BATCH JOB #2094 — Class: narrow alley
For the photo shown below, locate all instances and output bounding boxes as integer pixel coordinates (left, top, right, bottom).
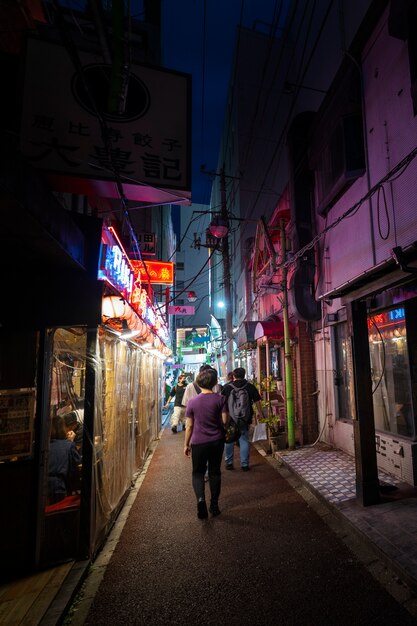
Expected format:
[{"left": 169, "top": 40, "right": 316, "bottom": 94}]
[{"left": 65, "top": 423, "right": 417, "bottom": 626}]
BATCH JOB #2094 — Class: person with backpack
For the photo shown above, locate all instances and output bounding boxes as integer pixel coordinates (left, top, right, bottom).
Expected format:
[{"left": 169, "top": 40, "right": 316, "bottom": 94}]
[{"left": 221, "top": 367, "right": 264, "bottom": 471}]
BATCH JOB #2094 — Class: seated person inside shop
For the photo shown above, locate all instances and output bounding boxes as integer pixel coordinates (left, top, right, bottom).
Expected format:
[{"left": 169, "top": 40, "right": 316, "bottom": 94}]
[
  {"left": 64, "top": 411, "right": 84, "bottom": 453},
  {"left": 47, "top": 415, "right": 82, "bottom": 505}
]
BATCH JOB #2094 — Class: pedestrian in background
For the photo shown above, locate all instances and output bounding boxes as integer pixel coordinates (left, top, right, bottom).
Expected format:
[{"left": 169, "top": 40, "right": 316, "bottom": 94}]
[
  {"left": 184, "top": 367, "right": 229, "bottom": 519},
  {"left": 221, "top": 367, "right": 264, "bottom": 471},
  {"left": 164, "top": 373, "right": 188, "bottom": 433},
  {"left": 182, "top": 364, "right": 222, "bottom": 408}
]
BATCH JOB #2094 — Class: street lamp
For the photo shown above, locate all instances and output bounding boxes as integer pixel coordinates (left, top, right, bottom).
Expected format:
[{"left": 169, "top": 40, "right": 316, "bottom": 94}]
[
  {"left": 186, "top": 290, "right": 197, "bottom": 302},
  {"left": 165, "top": 287, "right": 198, "bottom": 307},
  {"left": 208, "top": 214, "right": 229, "bottom": 239},
  {"left": 192, "top": 189, "right": 261, "bottom": 372}
]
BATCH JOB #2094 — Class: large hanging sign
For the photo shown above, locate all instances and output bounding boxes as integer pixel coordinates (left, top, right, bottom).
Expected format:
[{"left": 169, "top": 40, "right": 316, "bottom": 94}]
[
  {"left": 131, "top": 260, "right": 174, "bottom": 285},
  {"left": 20, "top": 38, "right": 191, "bottom": 201}
]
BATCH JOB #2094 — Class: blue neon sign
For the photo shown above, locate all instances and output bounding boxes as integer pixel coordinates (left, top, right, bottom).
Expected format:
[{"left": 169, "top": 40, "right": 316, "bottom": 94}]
[{"left": 388, "top": 307, "right": 405, "bottom": 322}]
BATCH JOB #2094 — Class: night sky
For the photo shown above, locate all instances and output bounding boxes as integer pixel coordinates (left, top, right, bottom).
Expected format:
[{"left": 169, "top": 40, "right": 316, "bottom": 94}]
[
  {"left": 52, "top": 0, "right": 287, "bottom": 204},
  {"left": 161, "top": 0, "right": 288, "bottom": 204}
]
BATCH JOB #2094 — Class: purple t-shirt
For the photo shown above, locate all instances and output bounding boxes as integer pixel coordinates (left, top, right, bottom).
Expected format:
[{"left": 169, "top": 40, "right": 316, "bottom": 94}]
[{"left": 186, "top": 393, "right": 226, "bottom": 445}]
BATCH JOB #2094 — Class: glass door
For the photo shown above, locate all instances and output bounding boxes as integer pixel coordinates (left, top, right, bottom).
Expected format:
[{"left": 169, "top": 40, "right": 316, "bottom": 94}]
[{"left": 40, "top": 327, "right": 87, "bottom": 566}]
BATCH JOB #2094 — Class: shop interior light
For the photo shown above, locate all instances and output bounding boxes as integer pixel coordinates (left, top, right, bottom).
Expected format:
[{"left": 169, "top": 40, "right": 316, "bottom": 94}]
[
  {"left": 148, "top": 349, "right": 166, "bottom": 359},
  {"left": 121, "top": 329, "right": 141, "bottom": 341}
]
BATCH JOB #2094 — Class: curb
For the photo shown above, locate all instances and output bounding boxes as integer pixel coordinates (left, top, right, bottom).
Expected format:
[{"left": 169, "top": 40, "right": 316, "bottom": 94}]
[{"left": 50, "top": 437, "right": 161, "bottom": 625}]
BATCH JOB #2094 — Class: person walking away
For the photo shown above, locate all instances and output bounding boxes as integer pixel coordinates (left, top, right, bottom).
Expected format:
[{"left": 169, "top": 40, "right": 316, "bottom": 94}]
[
  {"left": 182, "top": 364, "right": 222, "bottom": 408},
  {"left": 184, "top": 367, "right": 229, "bottom": 519},
  {"left": 221, "top": 367, "right": 264, "bottom": 471},
  {"left": 164, "top": 373, "right": 188, "bottom": 433}
]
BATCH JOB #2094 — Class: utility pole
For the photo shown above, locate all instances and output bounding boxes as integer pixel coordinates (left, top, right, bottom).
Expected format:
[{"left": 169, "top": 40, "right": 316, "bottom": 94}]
[
  {"left": 220, "top": 167, "right": 234, "bottom": 371},
  {"left": 280, "top": 218, "right": 295, "bottom": 449}
]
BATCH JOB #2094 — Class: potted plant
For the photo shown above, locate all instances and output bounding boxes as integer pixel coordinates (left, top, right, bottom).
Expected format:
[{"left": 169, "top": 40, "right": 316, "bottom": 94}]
[{"left": 259, "top": 401, "right": 286, "bottom": 452}]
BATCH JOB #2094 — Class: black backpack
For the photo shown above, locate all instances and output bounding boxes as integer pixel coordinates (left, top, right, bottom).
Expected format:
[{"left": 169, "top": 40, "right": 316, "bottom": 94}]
[{"left": 228, "top": 383, "right": 251, "bottom": 423}]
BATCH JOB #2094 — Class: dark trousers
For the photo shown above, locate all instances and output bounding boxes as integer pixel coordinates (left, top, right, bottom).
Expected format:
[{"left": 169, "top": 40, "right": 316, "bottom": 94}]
[{"left": 191, "top": 438, "right": 224, "bottom": 505}]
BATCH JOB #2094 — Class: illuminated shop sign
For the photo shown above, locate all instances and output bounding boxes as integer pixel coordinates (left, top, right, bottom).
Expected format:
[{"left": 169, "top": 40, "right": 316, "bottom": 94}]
[
  {"left": 98, "top": 226, "right": 135, "bottom": 301},
  {"left": 368, "top": 307, "right": 405, "bottom": 329},
  {"left": 98, "top": 226, "right": 170, "bottom": 345},
  {"left": 131, "top": 260, "right": 174, "bottom": 285},
  {"left": 388, "top": 307, "right": 405, "bottom": 321},
  {"left": 137, "top": 232, "right": 156, "bottom": 256}
]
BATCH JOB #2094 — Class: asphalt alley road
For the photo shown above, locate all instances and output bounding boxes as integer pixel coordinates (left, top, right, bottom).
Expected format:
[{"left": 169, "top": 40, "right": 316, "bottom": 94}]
[{"left": 69, "top": 427, "right": 417, "bottom": 626}]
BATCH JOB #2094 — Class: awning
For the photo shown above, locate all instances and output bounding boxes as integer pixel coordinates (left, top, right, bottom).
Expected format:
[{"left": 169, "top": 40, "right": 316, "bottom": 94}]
[
  {"left": 236, "top": 322, "right": 258, "bottom": 348},
  {"left": 318, "top": 250, "right": 417, "bottom": 302},
  {"left": 254, "top": 319, "right": 294, "bottom": 341}
]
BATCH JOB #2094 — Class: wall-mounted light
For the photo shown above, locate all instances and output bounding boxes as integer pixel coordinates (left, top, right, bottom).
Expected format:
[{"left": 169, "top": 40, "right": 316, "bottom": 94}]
[{"left": 391, "top": 245, "right": 417, "bottom": 274}]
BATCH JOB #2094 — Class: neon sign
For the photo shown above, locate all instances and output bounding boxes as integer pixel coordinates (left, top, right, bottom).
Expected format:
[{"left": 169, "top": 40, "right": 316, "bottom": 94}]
[
  {"left": 98, "top": 226, "right": 135, "bottom": 301},
  {"left": 98, "top": 226, "right": 171, "bottom": 346},
  {"left": 389, "top": 307, "right": 405, "bottom": 321},
  {"left": 131, "top": 260, "right": 174, "bottom": 285},
  {"left": 368, "top": 307, "right": 405, "bottom": 330}
]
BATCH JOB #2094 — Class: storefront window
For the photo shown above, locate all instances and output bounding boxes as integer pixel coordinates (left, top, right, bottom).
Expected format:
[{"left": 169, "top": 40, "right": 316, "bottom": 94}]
[
  {"left": 270, "top": 348, "right": 282, "bottom": 381},
  {"left": 368, "top": 307, "right": 414, "bottom": 438},
  {"left": 41, "top": 327, "right": 86, "bottom": 565},
  {"left": 333, "top": 322, "right": 355, "bottom": 421},
  {"left": 46, "top": 327, "right": 86, "bottom": 506},
  {"left": 0, "top": 330, "right": 38, "bottom": 462}
]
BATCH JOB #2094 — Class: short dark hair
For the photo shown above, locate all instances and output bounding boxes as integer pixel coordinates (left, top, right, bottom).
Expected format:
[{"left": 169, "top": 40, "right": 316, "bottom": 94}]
[
  {"left": 50, "top": 416, "right": 67, "bottom": 440},
  {"left": 233, "top": 367, "right": 245, "bottom": 380},
  {"left": 196, "top": 367, "right": 218, "bottom": 390},
  {"left": 199, "top": 364, "right": 212, "bottom": 373},
  {"left": 64, "top": 411, "right": 78, "bottom": 427}
]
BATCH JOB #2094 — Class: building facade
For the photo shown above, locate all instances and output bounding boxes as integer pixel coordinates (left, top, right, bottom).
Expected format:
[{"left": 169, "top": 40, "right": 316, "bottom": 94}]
[
  {"left": 212, "top": 0, "right": 417, "bottom": 495},
  {"left": 311, "top": 0, "right": 417, "bottom": 497},
  {"left": 0, "top": 0, "right": 188, "bottom": 581}
]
